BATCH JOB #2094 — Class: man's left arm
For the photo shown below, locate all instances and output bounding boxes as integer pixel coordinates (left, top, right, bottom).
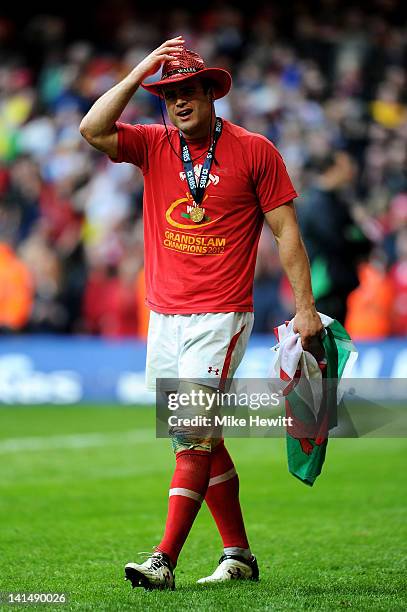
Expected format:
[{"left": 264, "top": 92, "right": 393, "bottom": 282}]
[{"left": 264, "top": 202, "right": 324, "bottom": 351}]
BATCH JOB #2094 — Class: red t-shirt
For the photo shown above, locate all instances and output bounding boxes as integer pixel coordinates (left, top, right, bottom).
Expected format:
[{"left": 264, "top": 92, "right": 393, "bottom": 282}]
[{"left": 113, "top": 119, "right": 297, "bottom": 314}]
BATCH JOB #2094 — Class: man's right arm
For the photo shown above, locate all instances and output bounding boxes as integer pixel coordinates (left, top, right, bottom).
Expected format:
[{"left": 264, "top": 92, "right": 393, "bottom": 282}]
[{"left": 79, "top": 36, "right": 184, "bottom": 159}]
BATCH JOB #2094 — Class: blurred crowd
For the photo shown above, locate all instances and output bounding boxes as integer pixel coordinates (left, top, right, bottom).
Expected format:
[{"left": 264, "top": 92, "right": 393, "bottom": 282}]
[{"left": 0, "top": 1, "right": 406, "bottom": 339}]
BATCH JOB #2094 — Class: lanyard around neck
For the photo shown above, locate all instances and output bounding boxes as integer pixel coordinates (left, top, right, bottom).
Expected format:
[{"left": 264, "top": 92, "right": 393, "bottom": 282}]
[{"left": 179, "top": 117, "right": 223, "bottom": 205}]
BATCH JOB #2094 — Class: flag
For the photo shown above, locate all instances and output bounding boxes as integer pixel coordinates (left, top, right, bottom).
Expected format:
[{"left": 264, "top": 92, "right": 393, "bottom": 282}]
[{"left": 271, "top": 316, "right": 358, "bottom": 486}]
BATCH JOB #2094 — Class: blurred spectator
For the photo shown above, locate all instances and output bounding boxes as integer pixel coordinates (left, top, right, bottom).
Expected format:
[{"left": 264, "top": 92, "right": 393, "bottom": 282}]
[
  {"left": 390, "top": 228, "right": 407, "bottom": 335},
  {"left": 0, "top": 240, "right": 33, "bottom": 331},
  {"left": 19, "top": 228, "right": 68, "bottom": 332},
  {"left": 82, "top": 254, "right": 142, "bottom": 337},
  {"left": 297, "top": 145, "right": 372, "bottom": 323},
  {"left": 3, "top": 156, "right": 42, "bottom": 242},
  {"left": 345, "top": 252, "right": 394, "bottom": 340}
]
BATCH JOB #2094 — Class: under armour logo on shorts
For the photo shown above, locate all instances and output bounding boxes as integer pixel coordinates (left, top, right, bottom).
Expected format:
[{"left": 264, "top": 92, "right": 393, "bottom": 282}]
[{"left": 208, "top": 366, "right": 220, "bottom": 375}]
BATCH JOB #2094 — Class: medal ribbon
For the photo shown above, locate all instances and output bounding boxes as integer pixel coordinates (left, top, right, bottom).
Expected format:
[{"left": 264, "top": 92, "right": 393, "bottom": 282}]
[{"left": 179, "top": 117, "right": 223, "bottom": 205}]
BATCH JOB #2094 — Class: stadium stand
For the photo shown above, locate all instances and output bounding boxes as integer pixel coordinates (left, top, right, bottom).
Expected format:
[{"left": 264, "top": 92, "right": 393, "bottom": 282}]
[{"left": 0, "top": 2, "right": 406, "bottom": 339}]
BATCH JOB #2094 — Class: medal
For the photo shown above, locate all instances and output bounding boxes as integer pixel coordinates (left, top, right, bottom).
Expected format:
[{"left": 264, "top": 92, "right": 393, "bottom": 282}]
[
  {"left": 190, "top": 206, "right": 205, "bottom": 223},
  {"left": 179, "top": 117, "right": 223, "bottom": 222}
]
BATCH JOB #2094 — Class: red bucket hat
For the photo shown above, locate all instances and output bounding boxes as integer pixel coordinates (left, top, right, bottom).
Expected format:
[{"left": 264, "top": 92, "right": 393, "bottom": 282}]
[{"left": 141, "top": 48, "right": 232, "bottom": 100}]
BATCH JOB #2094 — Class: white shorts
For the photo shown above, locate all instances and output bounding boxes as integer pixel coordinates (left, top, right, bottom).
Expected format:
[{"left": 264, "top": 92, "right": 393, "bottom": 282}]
[{"left": 146, "top": 311, "right": 254, "bottom": 392}]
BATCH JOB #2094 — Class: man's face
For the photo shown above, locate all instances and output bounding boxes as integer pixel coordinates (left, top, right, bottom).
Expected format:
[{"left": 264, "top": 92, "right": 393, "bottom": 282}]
[{"left": 162, "top": 77, "right": 212, "bottom": 138}]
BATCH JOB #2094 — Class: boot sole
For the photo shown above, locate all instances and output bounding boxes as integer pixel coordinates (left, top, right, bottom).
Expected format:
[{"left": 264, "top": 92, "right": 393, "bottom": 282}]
[{"left": 125, "top": 565, "right": 175, "bottom": 591}]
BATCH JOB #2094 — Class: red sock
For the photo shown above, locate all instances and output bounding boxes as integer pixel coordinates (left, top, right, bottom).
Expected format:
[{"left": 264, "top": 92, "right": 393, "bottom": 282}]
[
  {"left": 205, "top": 440, "right": 249, "bottom": 549},
  {"left": 157, "top": 449, "right": 210, "bottom": 567}
]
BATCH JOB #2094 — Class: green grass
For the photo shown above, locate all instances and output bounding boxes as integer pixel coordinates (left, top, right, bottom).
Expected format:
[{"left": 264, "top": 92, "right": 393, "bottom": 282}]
[{"left": 0, "top": 406, "right": 406, "bottom": 611}]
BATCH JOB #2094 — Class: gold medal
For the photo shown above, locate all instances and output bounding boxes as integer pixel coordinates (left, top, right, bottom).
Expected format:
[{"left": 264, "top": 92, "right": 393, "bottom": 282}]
[{"left": 190, "top": 206, "right": 205, "bottom": 223}]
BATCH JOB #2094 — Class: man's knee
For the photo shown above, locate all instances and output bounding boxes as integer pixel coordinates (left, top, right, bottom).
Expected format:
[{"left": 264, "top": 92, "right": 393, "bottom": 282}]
[
  {"left": 170, "top": 434, "right": 222, "bottom": 454},
  {"left": 170, "top": 433, "right": 212, "bottom": 454},
  {"left": 168, "top": 381, "right": 222, "bottom": 454}
]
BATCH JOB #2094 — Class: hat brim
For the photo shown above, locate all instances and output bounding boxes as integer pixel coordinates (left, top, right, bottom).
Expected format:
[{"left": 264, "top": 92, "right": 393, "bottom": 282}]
[{"left": 141, "top": 67, "right": 232, "bottom": 100}]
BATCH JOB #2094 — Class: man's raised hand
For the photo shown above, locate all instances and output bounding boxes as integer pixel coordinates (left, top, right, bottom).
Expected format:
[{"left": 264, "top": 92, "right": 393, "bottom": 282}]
[{"left": 136, "top": 36, "right": 185, "bottom": 81}]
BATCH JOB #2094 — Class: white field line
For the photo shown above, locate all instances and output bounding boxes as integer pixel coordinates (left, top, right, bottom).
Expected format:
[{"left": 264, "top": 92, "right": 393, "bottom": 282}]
[{"left": 0, "top": 429, "right": 153, "bottom": 453}]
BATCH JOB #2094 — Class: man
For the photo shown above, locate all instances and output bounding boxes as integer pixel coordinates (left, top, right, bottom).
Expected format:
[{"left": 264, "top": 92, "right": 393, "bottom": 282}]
[{"left": 80, "top": 36, "right": 323, "bottom": 590}]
